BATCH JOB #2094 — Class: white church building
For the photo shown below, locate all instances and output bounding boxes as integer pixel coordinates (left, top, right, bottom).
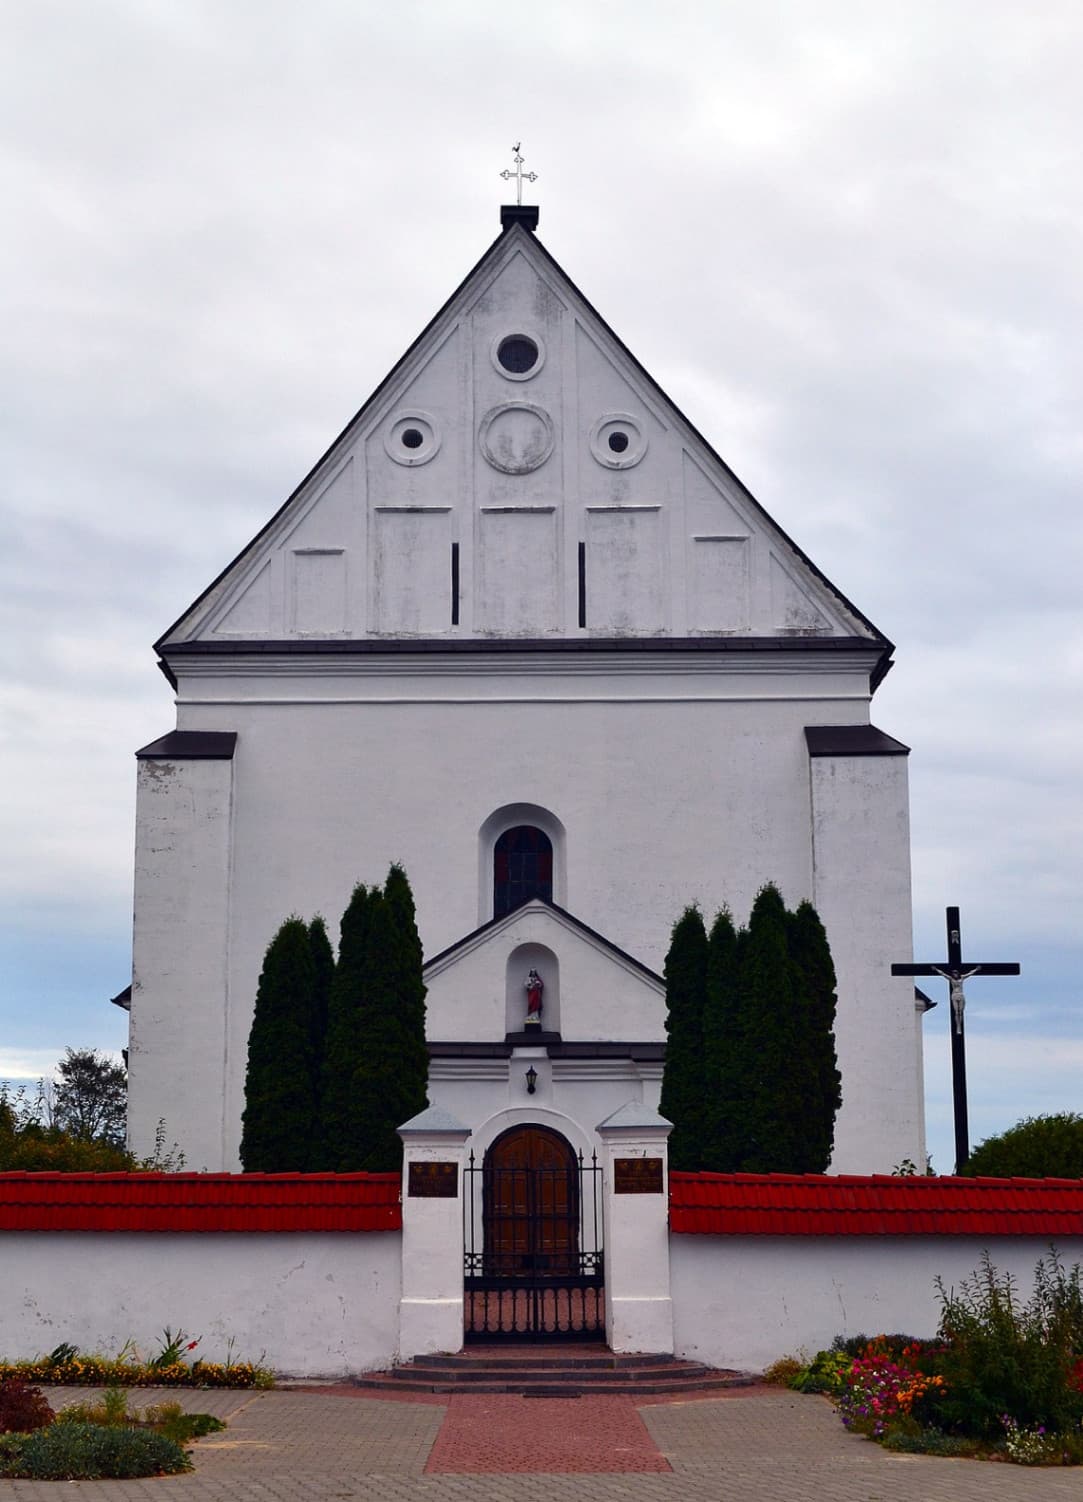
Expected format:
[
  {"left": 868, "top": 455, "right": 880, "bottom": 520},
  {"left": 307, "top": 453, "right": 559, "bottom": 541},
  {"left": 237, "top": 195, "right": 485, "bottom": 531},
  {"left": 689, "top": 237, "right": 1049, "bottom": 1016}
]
[{"left": 125, "top": 202, "right": 926, "bottom": 1188}]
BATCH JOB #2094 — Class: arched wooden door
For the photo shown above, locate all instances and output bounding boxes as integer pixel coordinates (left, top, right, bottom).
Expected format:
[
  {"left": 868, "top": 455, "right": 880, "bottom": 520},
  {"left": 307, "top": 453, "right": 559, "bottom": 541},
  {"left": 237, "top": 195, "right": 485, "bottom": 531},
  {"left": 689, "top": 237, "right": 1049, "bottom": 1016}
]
[
  {"left": 464, "top": 1125, "right": 604, "bottom": 1341},
  {"left": 484, "top": 1125, "right": 578, "bottom": 1275}
]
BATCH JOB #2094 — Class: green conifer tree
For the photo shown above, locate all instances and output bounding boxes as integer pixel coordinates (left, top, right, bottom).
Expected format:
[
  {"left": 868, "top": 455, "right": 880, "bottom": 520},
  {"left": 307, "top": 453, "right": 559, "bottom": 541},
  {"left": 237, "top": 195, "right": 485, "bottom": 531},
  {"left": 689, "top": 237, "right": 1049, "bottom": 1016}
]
[
  {"left": 786, "top": 899, "right": 842, "bottom": 1172},
  {"left": 737, "top": 883, "right": 800, "bottom": 1172},
  {"left": 382, "top": 863, "right": 429, "bottom": 1122},
  {"left": 658, "top": 906, "right": 709, "bottom": 1170},
  {"left": 240, "top": 916, "right": 320, "bottom": 1171},
  {"left": 701, "top": 907, "right": 743, "bottom": 1171},
  {"left": 318, "top": 883, "right": 375, "bottom": 1171},
  {"left": 306, "top": 916, "right": 335, "bottom": 1169}
]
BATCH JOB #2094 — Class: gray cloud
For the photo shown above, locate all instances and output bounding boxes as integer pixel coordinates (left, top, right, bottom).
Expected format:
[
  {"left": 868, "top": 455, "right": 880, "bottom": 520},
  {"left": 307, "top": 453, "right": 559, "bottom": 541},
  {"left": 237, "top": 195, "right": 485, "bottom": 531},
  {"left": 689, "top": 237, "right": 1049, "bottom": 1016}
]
[{"left": 3, "top": 0, "right": 1080, "bottom": 1174}]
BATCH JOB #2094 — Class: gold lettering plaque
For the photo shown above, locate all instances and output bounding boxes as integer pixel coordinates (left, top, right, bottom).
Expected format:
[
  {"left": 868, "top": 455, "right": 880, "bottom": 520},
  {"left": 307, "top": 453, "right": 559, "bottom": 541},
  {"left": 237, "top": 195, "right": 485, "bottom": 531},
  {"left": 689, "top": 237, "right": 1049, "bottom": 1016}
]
[
  {"left": 614, "top": 1157, "right": 664, "bottom": 1194},
  {"left": 407, "top": 1161, "right": 458, "bottom": 1198}
]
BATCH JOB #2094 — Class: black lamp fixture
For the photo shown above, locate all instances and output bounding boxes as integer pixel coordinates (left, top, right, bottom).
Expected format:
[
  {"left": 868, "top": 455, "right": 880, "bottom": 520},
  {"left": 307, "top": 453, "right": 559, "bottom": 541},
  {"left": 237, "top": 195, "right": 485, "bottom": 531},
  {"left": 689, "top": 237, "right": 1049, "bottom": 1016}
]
[{"left": 525, "top": 1065, "right": 538, "bottom": 1095}]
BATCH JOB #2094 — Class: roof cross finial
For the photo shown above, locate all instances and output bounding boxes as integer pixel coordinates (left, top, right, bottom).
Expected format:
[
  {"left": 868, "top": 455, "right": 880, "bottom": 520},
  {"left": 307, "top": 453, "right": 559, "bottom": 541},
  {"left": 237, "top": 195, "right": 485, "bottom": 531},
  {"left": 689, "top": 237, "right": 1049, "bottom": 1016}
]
[{"left": 500, "top": 143, "right": 537, "bottom": 206}]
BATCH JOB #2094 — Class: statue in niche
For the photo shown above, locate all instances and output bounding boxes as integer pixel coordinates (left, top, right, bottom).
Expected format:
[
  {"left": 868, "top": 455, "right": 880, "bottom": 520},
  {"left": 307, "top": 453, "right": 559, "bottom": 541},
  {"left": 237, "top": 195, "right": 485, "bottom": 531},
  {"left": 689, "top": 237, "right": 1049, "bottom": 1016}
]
[{"left": 524, "top": 968, "right": 544, "bottom": 1027}]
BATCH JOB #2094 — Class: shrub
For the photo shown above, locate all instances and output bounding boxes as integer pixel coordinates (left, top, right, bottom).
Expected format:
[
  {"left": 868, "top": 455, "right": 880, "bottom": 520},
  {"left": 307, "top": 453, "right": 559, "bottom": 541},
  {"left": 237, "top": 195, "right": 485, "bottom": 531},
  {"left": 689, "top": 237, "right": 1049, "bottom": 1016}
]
[
  {"left": 761, "top": 1355, "right": 804, "bottom": 1386},
  {"left": 1, "top": 1422, "right": 191, "bottom": 1479},
  {"left": 963, "top": 1113, "right": 1083, "bottom": 1179},
  {"left": 0, "top": 1380, "right": 55, "bottom": 1433},
  {"left": 935, "top": 1250, "right": 1083, "bottom": 1438}
]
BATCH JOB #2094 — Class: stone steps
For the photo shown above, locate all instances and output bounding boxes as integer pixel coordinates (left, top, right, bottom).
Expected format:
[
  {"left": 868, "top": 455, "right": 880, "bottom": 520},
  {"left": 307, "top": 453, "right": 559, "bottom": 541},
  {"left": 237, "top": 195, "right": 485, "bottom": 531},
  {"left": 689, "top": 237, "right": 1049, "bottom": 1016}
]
[{"left": 353, "top": 1346, "right": 757, "bottom": 1397}]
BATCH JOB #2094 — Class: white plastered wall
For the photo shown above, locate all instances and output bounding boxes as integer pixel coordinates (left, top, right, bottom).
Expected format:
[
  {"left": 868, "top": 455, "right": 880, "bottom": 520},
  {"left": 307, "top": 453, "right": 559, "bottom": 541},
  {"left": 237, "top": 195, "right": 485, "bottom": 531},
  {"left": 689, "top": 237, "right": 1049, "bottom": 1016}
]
[
  {"left": 671, "top": 1234, "right": 1083, "bottom": 1373},
  {"left": 128, "top": 757, "right": 234, "bottom": 1169},
  {"left": 7, "top": 1232, "right": 401, "bottom": 1377},
  {"left": 809, "top": 752, "right": 925, "bottom": 1173}
]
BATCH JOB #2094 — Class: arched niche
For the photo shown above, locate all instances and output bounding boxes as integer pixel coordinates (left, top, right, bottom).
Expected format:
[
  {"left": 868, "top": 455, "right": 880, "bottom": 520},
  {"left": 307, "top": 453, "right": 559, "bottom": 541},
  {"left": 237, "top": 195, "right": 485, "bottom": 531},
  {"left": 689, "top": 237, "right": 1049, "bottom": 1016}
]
[
  {"left": 478, "top": 802, "right": 567, "bottom": 923},
  {"left": 505, "top": 942, "right": 560, "bottom": 1036}
]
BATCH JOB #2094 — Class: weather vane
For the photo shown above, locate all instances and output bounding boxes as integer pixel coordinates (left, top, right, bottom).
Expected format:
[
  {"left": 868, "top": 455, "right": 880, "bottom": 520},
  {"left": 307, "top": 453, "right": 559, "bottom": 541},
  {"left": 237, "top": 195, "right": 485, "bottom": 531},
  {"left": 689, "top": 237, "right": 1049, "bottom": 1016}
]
[{"left": 500, "top": 143, "right": 537, "bottom": 205}]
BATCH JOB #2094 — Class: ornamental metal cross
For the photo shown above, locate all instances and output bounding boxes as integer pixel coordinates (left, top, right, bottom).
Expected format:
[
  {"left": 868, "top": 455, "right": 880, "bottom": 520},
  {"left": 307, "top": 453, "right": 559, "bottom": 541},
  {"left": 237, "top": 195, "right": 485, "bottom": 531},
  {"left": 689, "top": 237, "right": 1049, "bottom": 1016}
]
[
  {"left": 892, "top": 906, "right": 1019, "bottom": 1173},
  {"left": 500, "top": 143, "right": 537, "bottom": 205}
]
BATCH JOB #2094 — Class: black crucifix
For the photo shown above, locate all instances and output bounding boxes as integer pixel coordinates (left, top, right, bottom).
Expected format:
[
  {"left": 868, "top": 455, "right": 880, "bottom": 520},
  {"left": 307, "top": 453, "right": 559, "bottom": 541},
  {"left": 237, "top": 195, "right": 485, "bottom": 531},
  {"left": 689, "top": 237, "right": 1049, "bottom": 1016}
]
[{"left": 892, "top": 906, "right": 1019, "bottom": 1174}]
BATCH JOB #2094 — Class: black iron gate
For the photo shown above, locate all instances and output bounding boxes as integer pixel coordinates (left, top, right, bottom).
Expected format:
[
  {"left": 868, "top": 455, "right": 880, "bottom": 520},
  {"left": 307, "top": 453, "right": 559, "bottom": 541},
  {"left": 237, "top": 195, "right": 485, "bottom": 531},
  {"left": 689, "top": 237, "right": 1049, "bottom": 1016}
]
[{"left": 463, "top": 1147, "right": 604, "bottom": 1341}]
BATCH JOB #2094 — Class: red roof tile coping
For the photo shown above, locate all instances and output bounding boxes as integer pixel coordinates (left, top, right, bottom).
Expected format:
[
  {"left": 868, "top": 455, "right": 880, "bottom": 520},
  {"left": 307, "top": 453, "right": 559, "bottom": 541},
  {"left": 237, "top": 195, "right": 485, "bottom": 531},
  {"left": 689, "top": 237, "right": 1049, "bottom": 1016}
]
[
  {"left": 0, "top": 1172, "right": 402, "bottom": 1233},
  {"left": 669, "top": 1171, "right": 1083, "bottom": 1237}
]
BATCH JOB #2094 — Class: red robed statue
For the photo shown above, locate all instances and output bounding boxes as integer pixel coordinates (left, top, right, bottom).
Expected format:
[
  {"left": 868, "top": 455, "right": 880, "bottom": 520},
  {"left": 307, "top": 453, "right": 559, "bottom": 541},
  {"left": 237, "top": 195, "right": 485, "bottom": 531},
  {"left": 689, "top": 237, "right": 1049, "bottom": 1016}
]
[{"left": 524, "top": 968, "right": 544, "bottom": 1020}]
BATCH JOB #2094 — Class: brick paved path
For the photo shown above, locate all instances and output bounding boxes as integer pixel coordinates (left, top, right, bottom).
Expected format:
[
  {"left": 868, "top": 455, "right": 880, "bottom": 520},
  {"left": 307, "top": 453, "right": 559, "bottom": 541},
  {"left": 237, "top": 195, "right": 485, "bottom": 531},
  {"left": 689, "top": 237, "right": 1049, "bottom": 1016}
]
[{"left": 2, "top": 1385, "right": 1081, "bottom": 1500}]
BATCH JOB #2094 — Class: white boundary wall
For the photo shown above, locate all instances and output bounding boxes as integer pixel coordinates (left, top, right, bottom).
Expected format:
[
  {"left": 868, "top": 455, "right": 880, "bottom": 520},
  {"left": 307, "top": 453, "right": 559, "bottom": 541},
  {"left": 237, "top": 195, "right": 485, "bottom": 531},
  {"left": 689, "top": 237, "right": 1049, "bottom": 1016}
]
[
  {"left": 671, "top": 1234, "right": 1083, "bottom": 1373},
  {"left": 7, "top": 1232, "right": 401, "bottom": 1378}
]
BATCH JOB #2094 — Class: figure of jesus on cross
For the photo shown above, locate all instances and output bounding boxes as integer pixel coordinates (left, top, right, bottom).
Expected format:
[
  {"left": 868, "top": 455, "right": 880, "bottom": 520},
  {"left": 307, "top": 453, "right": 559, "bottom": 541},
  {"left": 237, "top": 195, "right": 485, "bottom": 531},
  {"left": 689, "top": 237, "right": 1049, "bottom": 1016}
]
[{"left": 892, "top": 906, "right": 1019, "bottom": 1174}]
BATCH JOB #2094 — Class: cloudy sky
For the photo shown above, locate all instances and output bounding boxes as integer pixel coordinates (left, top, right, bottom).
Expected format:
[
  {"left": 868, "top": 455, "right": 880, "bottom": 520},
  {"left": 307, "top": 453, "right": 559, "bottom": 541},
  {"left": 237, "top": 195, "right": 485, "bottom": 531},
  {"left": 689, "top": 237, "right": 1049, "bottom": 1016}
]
[{"left": 2, "top": 0, "right": 1080, "bottom": 1173}]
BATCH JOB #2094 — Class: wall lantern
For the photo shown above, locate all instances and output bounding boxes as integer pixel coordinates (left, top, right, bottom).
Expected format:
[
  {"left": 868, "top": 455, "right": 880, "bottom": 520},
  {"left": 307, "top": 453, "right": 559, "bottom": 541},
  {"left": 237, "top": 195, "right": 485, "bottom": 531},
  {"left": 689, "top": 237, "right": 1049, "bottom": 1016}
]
[{"left": 525, "top": 1066, "right": 538, "bottom": 1095}]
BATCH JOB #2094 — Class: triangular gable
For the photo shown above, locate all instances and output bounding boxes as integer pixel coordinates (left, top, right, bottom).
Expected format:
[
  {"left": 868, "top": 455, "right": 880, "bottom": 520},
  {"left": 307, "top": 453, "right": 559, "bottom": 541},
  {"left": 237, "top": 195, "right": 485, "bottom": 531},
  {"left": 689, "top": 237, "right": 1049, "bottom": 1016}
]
[
  {"left": 158, "top": 212, "right": 890, "bottom": 669},
  {"left": 423, "top": 899, "right": 665, "bottom": 1045}
]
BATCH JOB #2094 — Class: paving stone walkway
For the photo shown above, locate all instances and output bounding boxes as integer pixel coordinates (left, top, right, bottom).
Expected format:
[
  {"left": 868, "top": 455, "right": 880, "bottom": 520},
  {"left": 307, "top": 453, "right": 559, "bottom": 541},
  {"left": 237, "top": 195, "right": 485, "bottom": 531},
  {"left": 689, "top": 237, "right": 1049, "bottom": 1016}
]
[{"left": 2, "top": 1385, "right": 1081, "bottom": 1499}]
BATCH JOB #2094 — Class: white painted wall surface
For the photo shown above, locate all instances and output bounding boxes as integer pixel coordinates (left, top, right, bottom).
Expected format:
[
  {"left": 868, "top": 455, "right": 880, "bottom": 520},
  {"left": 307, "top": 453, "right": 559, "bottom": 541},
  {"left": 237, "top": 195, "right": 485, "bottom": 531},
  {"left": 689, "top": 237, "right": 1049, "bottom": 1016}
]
[
  {"left": 128, "top": 660, "right": 920, "bottom": 1175},
  {"left": 671, "top": 1235, "right": 1083, "bottom": 1373},
  {"left": 7, "top": 1232, "right": 401, "bottom": 1377},
  {"left": 809, "top": 753, "right": 925, "bottom": 1173},
  {"left": 128, "top": 757, "right": 234, "bottom": 1170}
]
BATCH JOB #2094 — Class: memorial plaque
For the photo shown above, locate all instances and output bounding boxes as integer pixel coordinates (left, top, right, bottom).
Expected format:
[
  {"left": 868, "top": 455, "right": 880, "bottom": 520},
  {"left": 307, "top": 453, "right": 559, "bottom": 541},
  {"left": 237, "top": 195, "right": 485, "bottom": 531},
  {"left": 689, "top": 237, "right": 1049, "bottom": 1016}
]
[
  {"left": 614, "top": 1157, "right": 664, "bottom": 1194},
  {"left": 408, "top": 1161, "right": 458, "bottom": 1198}
]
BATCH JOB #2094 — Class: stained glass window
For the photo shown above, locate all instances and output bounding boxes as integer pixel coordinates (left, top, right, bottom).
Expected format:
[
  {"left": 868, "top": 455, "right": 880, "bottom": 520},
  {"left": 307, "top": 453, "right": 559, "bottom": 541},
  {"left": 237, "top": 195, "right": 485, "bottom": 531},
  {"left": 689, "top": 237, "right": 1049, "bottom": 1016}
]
[{"left": 493, "top": 826, "right": 553, "bottom": 918}]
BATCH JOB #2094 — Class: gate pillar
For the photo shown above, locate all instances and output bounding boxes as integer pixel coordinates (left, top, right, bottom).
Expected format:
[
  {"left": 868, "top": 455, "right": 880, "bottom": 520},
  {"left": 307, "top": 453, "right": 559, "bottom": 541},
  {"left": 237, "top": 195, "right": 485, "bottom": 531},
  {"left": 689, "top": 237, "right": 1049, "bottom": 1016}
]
[
  {"left": 596, "top": 1102, "right": 674, "bottom": 1355},
  {"left": 397, "top": 1105, "right": 470, "bottom": 1359}
]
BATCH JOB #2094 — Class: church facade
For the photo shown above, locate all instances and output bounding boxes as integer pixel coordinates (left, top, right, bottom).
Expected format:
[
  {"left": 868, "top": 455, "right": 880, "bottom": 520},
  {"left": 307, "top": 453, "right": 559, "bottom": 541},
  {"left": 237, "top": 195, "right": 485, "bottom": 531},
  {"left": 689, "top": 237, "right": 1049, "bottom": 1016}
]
[{"left": 126, "top": 205, "right": 926, "bottom": 1178}]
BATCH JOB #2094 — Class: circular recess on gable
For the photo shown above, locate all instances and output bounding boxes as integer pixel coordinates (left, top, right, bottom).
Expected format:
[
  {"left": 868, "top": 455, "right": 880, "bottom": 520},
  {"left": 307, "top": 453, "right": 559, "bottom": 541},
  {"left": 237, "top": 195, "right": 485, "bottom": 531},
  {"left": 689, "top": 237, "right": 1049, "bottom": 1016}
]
[
  {"left": 479, "top": 402, "right": 555, "bottom": 474},
  {"left": 590, "top": 413, "right": 647, "bottom": 469},
  {"left": 384, "top": 411, "right": 441, "bottom": 466},
  {"left": 490, "top": 331, "right": 546, "bottom": 381}
]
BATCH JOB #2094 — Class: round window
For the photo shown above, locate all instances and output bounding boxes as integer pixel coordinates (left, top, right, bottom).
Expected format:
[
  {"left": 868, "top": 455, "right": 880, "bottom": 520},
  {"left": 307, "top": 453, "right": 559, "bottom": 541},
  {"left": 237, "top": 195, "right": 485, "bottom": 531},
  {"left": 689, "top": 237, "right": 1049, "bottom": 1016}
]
[
  {"left": 497, "top": 335, "right": 539, "bottom": 374},
  {"left": 383, "top": 412, "right": 441, "bottom": 466},
  {"left": 589, "top": 413, "right": 647, "bottom": 469},
  {"left": 490, "top": 331, "right": 546, "bottom": 382}
]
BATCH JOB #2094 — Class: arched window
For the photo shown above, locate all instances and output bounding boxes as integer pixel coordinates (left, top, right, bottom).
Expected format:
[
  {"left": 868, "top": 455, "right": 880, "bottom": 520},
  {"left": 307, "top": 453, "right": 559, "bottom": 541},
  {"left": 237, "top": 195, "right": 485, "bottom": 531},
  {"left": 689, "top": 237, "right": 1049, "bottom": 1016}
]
[{"left": 493, "top": 826, "right": 553, "bottom": 918}]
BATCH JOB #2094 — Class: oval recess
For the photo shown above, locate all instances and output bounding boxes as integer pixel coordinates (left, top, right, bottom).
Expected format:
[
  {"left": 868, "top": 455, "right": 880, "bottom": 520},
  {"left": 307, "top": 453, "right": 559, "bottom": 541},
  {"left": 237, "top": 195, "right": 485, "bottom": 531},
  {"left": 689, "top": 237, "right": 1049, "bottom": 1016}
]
[
  {"left": 589, "top": 412, "right": 647, "bottom": 469},
  {"left": 383, "top": 411, "right": 441, "bottom": 467},
  {"left": 478, "top": 402, "right": 555, "bottom": 475}
]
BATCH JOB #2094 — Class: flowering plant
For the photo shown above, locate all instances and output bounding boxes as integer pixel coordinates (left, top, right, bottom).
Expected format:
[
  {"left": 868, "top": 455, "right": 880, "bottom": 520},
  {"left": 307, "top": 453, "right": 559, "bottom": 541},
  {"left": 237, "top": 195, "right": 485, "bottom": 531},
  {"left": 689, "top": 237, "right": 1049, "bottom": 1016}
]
[
  {"left": 1001, "top": 1415, "right": 1059, "bottom": 1466},
  {"left": 836, "top": 1351, "right": 945, "bottom": 1437}
]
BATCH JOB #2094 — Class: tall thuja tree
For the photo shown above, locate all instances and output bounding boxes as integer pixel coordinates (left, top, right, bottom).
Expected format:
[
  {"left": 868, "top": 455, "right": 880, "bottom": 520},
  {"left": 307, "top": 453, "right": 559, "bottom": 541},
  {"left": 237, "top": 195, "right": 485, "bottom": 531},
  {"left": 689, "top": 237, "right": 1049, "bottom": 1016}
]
[
  {"left": 347, "top": 866, "right": 429, "bottom": 1171},
  {"left": 240, "top": 917, "right": 320, "bottom": 1171},
  {"left": 701, "top": 908, "right": 743, "bottom": 1172},
  {"left": 786, "top": 899, "right": 841, "bottom": 1172},
  {"left": 318, "top": 883, "right": 375, "bottom": 1171},
  {"left": 737, "top": 883, "right": 800, "bottom": 1172},
  {"left": 308, "top": 917, "right": 335, "bottom": 1063},
  {"left": 658, "top": 906, "right": 709, "bottom": 1170},
  {"left": 382, "top": 863, "right": 429, "bottom": 1127},
  {"left": 306, "top": 916, "right": 335, "bottom": 1168}
]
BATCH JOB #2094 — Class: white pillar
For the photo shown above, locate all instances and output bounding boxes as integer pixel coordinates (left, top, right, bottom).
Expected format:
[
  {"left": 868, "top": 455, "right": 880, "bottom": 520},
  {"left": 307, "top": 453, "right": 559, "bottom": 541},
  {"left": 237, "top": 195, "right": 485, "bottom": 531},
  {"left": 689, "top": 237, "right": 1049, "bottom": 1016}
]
[
  {"left": 397, "top": 1105, "right": 470, "bottom": 1359},
  {"left": 596, "top": 1102, "right": 674, "bottom": 1354}
]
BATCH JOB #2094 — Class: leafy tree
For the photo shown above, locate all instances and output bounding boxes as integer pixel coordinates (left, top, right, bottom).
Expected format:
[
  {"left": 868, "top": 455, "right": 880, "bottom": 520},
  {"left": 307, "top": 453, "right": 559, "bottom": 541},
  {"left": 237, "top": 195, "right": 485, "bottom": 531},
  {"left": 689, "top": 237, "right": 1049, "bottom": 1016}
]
[
  {"left": 240, "top": 916, "right": 320, "bottom": 1171},
  {"left": 961, "top": 1113, "right": 1083, "bottom": 1179},
  {"left": 318, "top": 883, "right": 376, "bottom": 1171},
  {"left": 0, "top": 1082, "right": 134, "bottom": 1171},
  {"left": 53, "top": 1048, "right": 127, "bottom": 1146},
  {"left": 659, "top": 907, "right": 709, "bottom": 1171},
  {"left": 786, "top": 900, "right": 842, "bottom": 1173},
  {"left": 701, "top": 908, "right": 744, "bottom": 1172}
]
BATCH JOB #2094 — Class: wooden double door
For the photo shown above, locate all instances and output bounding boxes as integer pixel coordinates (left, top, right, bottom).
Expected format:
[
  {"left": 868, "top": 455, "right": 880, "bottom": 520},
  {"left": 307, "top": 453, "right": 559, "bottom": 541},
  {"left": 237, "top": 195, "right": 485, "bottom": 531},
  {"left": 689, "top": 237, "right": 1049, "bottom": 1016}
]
[{"left": 464, "top": 1124, "right": 604, "bottom": 1340}]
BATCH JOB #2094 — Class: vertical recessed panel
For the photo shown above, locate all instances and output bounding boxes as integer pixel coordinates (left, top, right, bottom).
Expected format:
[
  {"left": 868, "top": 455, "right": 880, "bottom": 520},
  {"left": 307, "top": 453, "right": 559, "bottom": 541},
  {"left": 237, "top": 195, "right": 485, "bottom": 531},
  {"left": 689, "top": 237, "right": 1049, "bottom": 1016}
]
[
  {"left": 372, "top": 512, "right": 451, "bottom": 634},
  {"left": 585, "top": 510, "right": 663, "bottom": 633},
  {"left": 291, "top": 551, "right": 346, "bottom": 633},
  {"left": 477, "top": 512, "right": 560, "bottom": 635},
  {"left": 690, "top": 537, "right": 750, "bottom": 632}
]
